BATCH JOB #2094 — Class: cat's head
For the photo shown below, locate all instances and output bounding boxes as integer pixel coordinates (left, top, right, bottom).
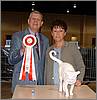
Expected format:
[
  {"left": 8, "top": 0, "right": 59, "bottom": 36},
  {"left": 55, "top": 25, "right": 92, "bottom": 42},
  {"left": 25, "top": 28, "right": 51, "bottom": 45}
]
[{"left": 66, "top": 71, "right": 80, "bottom": 79}]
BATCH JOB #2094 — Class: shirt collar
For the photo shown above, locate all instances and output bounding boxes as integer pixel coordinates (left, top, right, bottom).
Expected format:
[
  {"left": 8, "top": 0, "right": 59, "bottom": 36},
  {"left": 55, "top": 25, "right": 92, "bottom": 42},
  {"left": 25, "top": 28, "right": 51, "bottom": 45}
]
[{"left": 28, "top": 28, "right": 38, "bottom": 35}]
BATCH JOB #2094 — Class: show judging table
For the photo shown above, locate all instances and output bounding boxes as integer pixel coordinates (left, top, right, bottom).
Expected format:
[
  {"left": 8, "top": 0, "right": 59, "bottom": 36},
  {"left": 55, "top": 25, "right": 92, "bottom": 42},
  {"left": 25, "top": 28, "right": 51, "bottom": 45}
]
[{"left": 12, "top": 85, "right": 96, "bottom": 99}]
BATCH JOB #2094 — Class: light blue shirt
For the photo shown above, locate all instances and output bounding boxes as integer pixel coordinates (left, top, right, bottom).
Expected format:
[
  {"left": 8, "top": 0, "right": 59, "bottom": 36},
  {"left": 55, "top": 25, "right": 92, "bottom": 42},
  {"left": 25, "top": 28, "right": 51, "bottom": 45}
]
[
  {"left": 29, "top": 28, "right": 41, "bottom": 58},
  {"left": 53, "top": 48, "right": 61, "bottom": 85}
]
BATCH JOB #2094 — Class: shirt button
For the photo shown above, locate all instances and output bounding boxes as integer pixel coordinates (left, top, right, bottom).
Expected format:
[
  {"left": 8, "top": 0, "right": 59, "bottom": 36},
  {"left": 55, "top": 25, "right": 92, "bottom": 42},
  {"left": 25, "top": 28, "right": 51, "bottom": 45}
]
[{"left": 52, "top": 77, "right": 54, "bottom": 79}]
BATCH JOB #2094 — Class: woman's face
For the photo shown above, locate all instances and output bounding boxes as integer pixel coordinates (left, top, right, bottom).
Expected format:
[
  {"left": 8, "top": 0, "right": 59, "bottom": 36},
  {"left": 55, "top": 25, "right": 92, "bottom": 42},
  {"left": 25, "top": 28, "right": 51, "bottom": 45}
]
[{"left": 51, "top": 26, "right": 66, "bottom": 42}]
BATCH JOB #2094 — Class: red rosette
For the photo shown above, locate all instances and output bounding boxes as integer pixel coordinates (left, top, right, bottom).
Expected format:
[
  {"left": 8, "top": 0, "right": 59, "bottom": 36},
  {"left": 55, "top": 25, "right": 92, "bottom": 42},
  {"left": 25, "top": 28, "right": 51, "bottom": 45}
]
[{"left": 23, "top": 34, "right": 36, "bottom": 47}]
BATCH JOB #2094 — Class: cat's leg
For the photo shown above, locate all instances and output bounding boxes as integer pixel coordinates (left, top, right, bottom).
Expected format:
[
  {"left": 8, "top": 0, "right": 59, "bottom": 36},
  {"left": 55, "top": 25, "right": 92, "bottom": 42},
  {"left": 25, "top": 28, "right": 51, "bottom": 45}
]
[
  {"left": 64, "top": 83, "right": 69, "bottom": 97},
  {"left": 70, "top": 84, "right": 74, "bottom": 96},
  {"left": 59, "top": 66, "right": 62, "bottom": 92},
  {"left": 63, "top": 81, "right": 65, "bottom": 92},
  {"left": 59, "top": 77, "right": 62, "bottom": 92}
]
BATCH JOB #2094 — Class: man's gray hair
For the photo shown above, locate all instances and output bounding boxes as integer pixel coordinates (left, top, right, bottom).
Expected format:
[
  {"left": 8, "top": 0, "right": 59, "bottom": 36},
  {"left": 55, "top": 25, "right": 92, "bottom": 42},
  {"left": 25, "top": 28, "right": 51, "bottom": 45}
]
[{"left": 29, "top": 10, "right": 43, "bottom": 20}]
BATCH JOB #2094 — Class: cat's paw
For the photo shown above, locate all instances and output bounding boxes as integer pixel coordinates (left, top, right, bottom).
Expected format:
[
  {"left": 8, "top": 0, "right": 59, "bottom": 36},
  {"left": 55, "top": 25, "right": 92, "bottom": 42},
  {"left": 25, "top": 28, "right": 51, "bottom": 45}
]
[
  {"left": 65, "top": 94, "right": 69, "bottom": 97},
  {"left": 59, "top": 88, "right": 62, "bottom": 92},
  {"left": 59, "top": 86, "right": 62, "bottom": 92},
  {"left": 63, "top": 87, "right": 65, "bottom": 92},
  {"left": 70, "top": 92, "right": 73, "bottom": 96}
]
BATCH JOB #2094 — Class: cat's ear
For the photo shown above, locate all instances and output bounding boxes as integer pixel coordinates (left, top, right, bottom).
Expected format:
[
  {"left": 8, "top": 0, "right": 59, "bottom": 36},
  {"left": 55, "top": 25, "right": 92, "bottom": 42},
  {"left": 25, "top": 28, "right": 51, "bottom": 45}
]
[{"left": 76, "top": 71, "right": 80, "bottom": 75}]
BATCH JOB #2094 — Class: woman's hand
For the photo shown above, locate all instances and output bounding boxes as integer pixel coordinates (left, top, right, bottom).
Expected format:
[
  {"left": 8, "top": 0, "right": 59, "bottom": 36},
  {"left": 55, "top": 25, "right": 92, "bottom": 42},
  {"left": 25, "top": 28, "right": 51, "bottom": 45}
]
[{"left": 75, "top": 80, "right": 81, "bottom": 86}]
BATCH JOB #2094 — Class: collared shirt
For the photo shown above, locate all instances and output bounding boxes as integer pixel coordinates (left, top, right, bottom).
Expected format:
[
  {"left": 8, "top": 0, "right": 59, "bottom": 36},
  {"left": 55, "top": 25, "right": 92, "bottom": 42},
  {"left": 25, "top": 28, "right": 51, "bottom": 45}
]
[
  {"left": 53, "top": 48, "right": 61, "bottom": 85},
  {"left": 28, "top": 28, "right": 41, "bottom": 58}
]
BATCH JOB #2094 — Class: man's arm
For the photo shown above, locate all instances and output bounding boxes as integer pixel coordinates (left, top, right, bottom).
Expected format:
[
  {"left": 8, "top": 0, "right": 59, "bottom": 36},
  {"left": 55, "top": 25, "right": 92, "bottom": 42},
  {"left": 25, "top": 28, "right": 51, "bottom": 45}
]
[{"left": 8, "top": 32, "right": 23, "bottom": 65}]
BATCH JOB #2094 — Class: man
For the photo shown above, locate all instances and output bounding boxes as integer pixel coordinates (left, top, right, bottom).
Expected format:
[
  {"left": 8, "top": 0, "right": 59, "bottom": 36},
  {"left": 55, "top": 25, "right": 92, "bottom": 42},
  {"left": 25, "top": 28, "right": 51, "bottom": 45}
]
[
  {"left": 8, "top": 10, "right": 49, "bottom": 92},
  {"left": 44, "top": 19, "right": 85, "bottom": 86}
]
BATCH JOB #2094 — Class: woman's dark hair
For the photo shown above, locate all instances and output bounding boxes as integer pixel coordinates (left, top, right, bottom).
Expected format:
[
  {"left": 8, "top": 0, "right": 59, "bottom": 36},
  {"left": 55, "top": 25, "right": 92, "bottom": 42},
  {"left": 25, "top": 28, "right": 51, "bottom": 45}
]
[{"left": 51, "top": 19, "right": 67, "bottom": 32}]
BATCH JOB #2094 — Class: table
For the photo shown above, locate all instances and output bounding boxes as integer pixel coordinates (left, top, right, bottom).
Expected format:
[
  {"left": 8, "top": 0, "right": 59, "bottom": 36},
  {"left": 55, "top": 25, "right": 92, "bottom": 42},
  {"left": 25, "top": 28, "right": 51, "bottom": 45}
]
[{"left": 12, "top": 85, "right": 96, "bottom": 99}]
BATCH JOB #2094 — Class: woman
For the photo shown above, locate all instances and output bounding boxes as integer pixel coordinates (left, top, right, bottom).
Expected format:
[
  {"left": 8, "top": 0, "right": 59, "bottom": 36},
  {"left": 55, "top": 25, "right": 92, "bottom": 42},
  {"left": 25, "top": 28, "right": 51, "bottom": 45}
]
[{"left": 44, "top": 19, "right": 85, "bottom": 86}]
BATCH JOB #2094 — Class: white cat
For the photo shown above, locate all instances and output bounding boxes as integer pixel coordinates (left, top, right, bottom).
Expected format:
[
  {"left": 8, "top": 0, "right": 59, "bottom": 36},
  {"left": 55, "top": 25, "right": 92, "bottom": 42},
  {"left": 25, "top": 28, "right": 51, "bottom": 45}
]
[{"left": 49, "top": 50, "right": 80, "bottom": 97}]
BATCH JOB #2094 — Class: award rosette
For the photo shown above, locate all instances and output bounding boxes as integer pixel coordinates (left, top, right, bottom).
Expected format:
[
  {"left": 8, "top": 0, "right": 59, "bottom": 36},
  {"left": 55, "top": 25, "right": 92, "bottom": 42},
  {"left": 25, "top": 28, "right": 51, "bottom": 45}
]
[{"left": 19, "top": 34, "right": 37, "bottom": 80}]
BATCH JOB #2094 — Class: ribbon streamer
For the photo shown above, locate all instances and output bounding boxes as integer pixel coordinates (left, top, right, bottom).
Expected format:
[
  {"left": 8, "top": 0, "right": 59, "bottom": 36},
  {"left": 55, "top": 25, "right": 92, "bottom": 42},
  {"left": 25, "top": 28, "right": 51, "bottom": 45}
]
[{"left": 19, "top": 34, "right": 37, "bottom": 80}]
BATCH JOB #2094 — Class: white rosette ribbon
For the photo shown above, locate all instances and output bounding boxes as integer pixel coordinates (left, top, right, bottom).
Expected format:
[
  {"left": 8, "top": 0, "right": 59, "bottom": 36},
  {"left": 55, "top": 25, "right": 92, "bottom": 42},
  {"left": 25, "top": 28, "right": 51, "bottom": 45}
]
[{"left": 19, "top": 34, "right": 37, "bottom": 81}]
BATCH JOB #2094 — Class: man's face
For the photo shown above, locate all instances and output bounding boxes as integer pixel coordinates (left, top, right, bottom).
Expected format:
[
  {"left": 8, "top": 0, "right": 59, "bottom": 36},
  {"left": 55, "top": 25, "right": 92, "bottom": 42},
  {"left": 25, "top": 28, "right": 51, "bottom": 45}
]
[
  {"left": 51, "top": 26, "right": 66, "bottom": 42},
  {"left": 28, "top": 13, "right": 43, "bottom": 32}
]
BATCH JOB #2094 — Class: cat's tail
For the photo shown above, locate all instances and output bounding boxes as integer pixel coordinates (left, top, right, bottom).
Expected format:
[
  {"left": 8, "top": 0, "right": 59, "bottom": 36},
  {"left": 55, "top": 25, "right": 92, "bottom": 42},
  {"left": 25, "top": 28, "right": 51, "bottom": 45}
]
[{"left": 49, "top": 50, "right": 63, "bottom": 64}]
